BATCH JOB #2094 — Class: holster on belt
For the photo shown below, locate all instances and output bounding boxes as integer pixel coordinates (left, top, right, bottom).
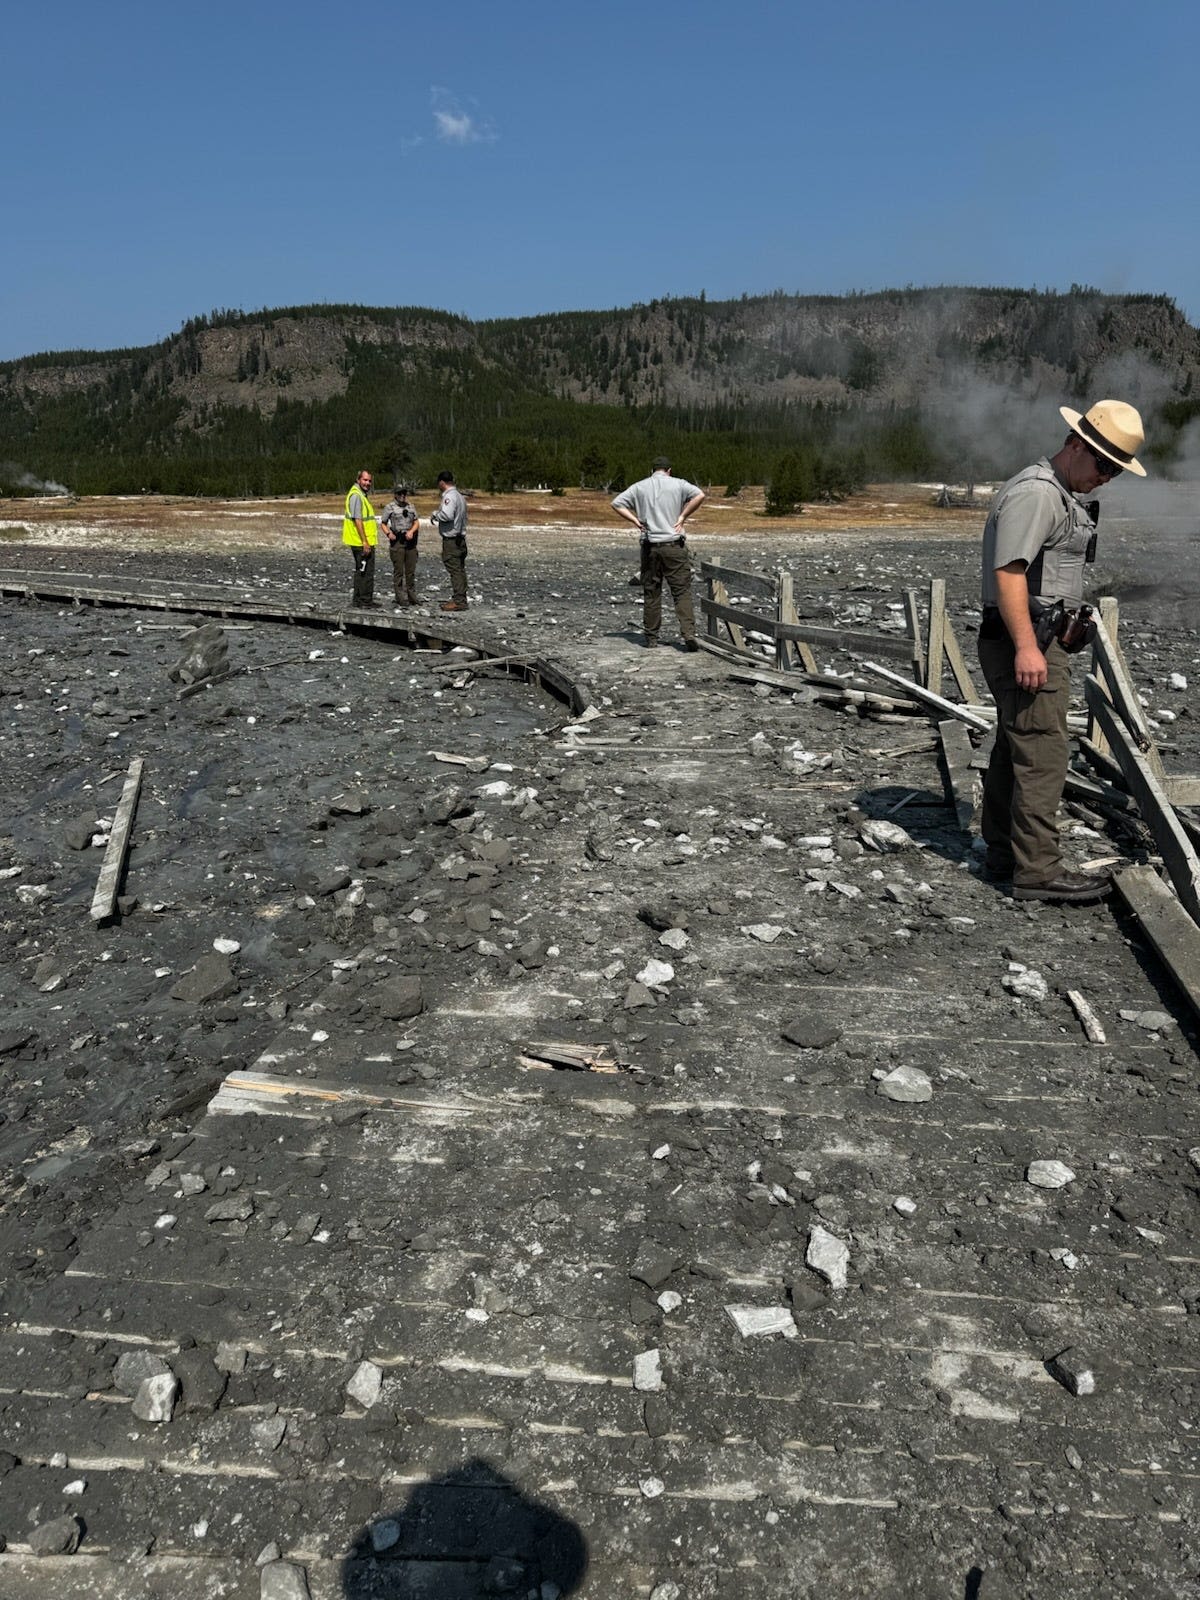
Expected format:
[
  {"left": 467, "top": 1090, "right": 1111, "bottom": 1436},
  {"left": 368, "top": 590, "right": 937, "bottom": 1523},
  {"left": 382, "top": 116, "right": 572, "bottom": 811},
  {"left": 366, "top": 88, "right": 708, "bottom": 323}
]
[{"left": 1032, "top": 601, "right": 1095, "bottom": 654}]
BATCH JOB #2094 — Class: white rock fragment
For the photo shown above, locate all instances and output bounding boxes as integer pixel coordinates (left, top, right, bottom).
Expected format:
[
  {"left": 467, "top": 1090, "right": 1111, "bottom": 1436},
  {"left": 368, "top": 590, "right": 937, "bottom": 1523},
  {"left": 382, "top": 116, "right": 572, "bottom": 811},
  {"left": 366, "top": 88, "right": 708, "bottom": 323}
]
[
  {"left": 132, "top": 1372, "right": 179, "bottom": 1423},
  {"left": 893, "top": 1196, "right": 917, "bottom": 1217},
  {"left": 212, "top": 937, "right": 241, "bottom": 955},
  {"left": 1027, "top": 1160, "right": 1076, "bottom": 1190},
  {"left": 1119, "top": 1007, "right": 1173, "bottom": 1033},
  {"left": 345, "top": 1360, "right": 383, "bottom": 1409},
  {"left": 657, "top": 1291, "right": 683, "bottom": 1313},
  {"left": 724, "top": 1305, "right": 797, "bottom": 1339},
  {"left": 633, "top": 1349, "right": 663, "bottom": 1391},
  {"left": 636, "top": 959, "right": 675, "bottom": 988},
  {"left": 63, "top": 1478, "right": 87, "bottom": 1495},
  {"left": 640, "top": 1476, "right": 666, "bottom": 1500},
  {"left": 658, "top": 927, "right": 689, "bottom": 951},
  {"left": 859, "top": 819, "right": 915, "bottom": 853},
  {"left": 1050, "top": 1247, "right": 1080, "bottom": 1270},
  {"left": 1004, "top": 968, "right": 1049, "bottom": 1002},
  {"left": 876, "top": 1066, "right": 933, "bottom": 1103},
  {"left": 651, "top": 1144, "right": 671, "bottom": 1160},
  {"left": 259, "top": 1560, "right": 313, "bottom": 1600},
  {"left": 740, "top": 922, "right": 787, "bottom": 943},
  {"left": 1168, "top": 671, "right": 1188, "bottom": 690},
  {"left": 806, "top": 1225, "right": 850, "bottom": 1290}
]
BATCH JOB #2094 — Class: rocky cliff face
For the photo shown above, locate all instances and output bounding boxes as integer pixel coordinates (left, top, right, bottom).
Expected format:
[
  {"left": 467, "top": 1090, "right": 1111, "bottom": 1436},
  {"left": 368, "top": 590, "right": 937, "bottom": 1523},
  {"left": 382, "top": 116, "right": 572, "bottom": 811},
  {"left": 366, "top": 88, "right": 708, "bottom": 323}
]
[{"left": 2, "top": 287, "right": 1195, "bottom": 437}]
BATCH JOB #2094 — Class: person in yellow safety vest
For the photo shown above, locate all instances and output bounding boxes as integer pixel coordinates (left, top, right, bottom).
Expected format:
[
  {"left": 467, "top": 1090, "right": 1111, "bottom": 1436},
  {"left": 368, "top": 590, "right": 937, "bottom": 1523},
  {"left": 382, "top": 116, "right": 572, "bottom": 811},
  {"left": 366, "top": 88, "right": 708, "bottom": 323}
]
[{"left": 342, "top": 469, "right": 379, "bottom": 608}]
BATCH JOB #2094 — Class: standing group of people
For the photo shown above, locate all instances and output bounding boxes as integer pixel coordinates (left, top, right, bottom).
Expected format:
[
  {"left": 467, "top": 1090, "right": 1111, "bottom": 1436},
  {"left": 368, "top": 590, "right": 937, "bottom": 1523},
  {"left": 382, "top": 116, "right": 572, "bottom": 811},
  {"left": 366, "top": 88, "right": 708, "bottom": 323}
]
[
  {"left": 341, "top": 469, "right": 470, "bottom": 613},
  {"left": 337, "top": 396, "right": 1147, "bottom": 910}
]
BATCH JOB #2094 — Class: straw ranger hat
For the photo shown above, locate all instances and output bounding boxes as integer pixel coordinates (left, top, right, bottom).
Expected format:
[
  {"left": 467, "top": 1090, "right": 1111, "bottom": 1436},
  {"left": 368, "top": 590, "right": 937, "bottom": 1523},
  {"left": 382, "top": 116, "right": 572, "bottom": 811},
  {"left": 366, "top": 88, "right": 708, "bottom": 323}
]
[{"left": 1059, "top": 399, "right": 1147, "bottom": 477}]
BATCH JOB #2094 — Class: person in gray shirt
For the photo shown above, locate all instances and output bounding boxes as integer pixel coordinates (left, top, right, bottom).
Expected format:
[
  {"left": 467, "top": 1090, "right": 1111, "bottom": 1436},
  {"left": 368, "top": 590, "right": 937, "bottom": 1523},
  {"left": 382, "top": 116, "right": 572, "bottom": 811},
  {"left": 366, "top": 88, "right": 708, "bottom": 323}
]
[
  {"left": 612, "top": 455, "right": 706, "bottom": 650},
  {"left": 429, "top": 470, "right": 469, "bottom": 611},
  {"left": 379, "top": 486, "right": 420, "bottom": 608},
  {"left": 977, "top": 398, "right": 1145, "bottom": 903}
]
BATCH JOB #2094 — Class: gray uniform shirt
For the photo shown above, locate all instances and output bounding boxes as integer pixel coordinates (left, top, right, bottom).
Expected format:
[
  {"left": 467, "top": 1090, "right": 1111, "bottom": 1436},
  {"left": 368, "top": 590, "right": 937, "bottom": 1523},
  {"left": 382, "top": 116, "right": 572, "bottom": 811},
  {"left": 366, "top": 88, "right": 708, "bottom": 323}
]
[
  {"left": 980, "top": 458, "right": 1096, "bottom": 608},
  {"left": 380, "top": 501, "right": 418, "bottom": 541},
  {"left": 612, "top": 471, "right": 702, "bottom": 543},
  {"left": 430, "top": 486, "right": 468, "bottom": 539}
]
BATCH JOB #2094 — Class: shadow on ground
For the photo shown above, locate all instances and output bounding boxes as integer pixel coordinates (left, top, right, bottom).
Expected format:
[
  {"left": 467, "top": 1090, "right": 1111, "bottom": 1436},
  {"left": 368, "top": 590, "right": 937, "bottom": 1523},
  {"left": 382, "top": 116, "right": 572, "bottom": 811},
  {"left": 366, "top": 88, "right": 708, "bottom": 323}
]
[{"left": 340, "top": 1458, "right": 588, "bottom": 1597}]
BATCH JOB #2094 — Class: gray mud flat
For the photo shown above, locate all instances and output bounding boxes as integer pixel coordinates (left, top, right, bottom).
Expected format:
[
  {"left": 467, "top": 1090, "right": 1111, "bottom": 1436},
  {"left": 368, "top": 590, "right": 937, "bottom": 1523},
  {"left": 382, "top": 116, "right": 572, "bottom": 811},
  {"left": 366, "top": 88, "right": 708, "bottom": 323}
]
[{"left": 0, "top": 533, "right": 1196, "bottom": 1598}]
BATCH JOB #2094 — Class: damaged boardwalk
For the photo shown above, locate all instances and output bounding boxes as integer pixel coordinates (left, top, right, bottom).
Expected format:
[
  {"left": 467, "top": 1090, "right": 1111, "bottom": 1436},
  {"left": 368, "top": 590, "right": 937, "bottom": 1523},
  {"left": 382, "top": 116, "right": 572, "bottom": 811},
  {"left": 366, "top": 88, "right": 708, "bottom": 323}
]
[{"left": 0, "top": 552, "right": 1197, "bottom": 1598}]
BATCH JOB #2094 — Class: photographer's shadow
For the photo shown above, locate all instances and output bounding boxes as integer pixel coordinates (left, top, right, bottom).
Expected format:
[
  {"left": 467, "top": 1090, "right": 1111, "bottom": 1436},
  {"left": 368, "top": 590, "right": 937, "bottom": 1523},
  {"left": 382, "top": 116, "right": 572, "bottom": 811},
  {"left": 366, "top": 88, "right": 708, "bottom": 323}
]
[{"left": 340, "top": 1457, "right": 588, "bottom": 1597}]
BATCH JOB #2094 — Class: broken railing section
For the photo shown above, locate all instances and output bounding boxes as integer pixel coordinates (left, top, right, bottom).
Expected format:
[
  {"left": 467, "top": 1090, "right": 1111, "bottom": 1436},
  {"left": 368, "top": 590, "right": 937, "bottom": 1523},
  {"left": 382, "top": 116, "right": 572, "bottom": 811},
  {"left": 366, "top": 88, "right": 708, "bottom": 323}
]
[
  {"left": 704, "top": 562, "right": 1200, "bottom": 994},
  {"left": 90, "top": 756, "right": 144, "bottom": 924}
]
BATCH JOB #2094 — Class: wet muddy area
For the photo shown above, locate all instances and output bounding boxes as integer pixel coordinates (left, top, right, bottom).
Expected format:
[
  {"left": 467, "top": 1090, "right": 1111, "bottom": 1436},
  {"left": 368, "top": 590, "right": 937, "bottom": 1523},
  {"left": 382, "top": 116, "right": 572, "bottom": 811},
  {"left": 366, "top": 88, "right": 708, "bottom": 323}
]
[{"left": 0, "top": 514, "right": 1197, "bottom": 1597}]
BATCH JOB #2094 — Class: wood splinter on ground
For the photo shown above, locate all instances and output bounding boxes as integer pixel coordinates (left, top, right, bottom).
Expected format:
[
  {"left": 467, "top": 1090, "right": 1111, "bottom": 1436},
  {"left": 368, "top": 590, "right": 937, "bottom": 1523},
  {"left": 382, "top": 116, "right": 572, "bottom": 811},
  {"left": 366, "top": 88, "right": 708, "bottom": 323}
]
[
  {"left": 90, "top": 756, "right": 144, "bottom": 923},
  {"left": 519, "top": 1040, "right": 624, "bottom": 1074},
  {"left": 1065, "top": 989, "right": 1108, "bottom": 1045}
]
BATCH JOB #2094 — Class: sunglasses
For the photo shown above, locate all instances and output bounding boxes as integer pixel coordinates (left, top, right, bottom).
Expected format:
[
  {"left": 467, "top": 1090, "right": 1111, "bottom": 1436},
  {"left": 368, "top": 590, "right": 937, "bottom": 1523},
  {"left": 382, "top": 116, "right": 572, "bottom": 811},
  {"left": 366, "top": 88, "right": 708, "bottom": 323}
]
[{"left": 1084, "top": 442, "right": 1122, "bottom": 479}]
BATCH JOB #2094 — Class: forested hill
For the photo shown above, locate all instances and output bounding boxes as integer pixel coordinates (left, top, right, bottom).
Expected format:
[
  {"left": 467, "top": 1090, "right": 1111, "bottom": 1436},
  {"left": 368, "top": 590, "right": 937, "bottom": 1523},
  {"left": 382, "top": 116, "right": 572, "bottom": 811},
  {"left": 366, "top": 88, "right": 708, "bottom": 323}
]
[{"left": 2, "top": 287, "right": 1197, "bottom": 496}]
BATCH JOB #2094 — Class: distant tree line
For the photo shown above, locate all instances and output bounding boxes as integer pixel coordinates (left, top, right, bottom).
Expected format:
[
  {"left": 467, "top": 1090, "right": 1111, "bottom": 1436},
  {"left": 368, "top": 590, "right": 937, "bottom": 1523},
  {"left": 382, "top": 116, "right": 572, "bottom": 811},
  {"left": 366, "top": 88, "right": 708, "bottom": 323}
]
[{"left": 1, "top": 285, "right": 1195, "bottom": 497}]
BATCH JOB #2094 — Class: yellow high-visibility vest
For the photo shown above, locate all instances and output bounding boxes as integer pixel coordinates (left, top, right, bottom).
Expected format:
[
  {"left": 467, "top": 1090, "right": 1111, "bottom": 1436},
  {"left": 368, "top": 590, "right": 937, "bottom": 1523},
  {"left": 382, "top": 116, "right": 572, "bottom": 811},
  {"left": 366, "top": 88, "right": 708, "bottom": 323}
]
[{"left": 342, "top": 484, "right": 377, "bottom": 547}]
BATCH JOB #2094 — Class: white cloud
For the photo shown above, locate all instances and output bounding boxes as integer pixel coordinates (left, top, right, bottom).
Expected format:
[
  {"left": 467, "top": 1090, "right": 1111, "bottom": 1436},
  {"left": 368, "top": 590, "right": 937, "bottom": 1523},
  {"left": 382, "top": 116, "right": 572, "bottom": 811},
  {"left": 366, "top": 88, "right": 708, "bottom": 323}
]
[{"left": 431, "top": 86, "right": 496, "bottom": 146}]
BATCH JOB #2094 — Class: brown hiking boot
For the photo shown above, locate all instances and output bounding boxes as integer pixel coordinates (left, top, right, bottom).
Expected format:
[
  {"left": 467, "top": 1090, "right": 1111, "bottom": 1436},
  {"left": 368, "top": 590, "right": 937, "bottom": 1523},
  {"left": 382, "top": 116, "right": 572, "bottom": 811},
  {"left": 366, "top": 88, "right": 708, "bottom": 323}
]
[
  {"left": 1012, "top": 871, "right": 1111, "bottom": 904},
  {"left": 440, "top": 600, "right": 468, "bottom": 612}
]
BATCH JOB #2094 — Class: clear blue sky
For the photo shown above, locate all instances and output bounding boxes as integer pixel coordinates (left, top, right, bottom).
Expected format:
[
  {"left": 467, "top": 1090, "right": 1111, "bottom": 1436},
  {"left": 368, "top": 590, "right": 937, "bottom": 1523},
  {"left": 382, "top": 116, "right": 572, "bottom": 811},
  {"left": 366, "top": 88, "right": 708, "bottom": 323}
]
[{"left": 4, "top": 0, "right": 1197, "bottom": 360}]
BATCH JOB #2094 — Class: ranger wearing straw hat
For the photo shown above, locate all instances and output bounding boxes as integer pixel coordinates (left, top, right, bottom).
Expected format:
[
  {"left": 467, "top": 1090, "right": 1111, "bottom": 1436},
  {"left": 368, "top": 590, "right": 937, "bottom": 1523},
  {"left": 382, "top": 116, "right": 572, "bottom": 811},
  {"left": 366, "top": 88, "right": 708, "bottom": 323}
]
[{"left": 977, "top": 399, "right": 1146, "bottom": 903}]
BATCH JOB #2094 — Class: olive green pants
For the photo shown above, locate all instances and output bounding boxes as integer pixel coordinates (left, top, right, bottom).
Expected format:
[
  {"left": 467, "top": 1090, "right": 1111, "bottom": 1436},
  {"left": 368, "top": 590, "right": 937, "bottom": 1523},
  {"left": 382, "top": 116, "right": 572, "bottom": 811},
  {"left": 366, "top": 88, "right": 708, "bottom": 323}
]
[
  {"left": 440, "top": 536, "right": 468, "bottom": 603},
  {"left": 388, "top": 540, "right": 418, "bottom": 602},
  {"left": 641, "top": 541, "right": 695, "bottom": 641},
  {"left": 978, "top": 634, "right": 1071, "bottom": 886}
]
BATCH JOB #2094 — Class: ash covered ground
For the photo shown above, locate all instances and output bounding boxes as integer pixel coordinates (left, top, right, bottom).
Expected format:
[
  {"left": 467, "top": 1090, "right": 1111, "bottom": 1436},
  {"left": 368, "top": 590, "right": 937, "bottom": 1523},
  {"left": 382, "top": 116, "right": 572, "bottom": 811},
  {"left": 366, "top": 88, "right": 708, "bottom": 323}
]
[{"left": 0, "top": 502, "right": 1197, "bottom": 1599}]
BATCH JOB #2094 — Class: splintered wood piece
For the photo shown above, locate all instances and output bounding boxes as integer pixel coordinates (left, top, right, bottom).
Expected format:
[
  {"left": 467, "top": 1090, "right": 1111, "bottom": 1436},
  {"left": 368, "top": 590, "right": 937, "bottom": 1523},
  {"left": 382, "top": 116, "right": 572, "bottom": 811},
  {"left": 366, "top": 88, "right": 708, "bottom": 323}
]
[
  {"left": 859, "top": 661, "right": 993, "bottom": 732},
  {"left": 902, "top": 589, "right": 925, "bottom": 685},
  {"left": 429, "top": 751, "right": 490, "bottom": 771},
  {"left": 90, "top": 757, "right": 144, "bottom": 923},
  {"left": 926, "top": 578, "right": 946, "bottom": 697},
  {"left": 1114, "top": 866, "right": 1200, "bottom": 1023},
  {"left": 941, "top": 613, "right": 982, "bottom": 704},
  {"left": 428, "top": 653, "right": 521, "bottom": 673},
  {"left": 520, "top": 1040, "right": 623, "bottom": 1074},
  {"left": 937, "top": 718, "right": 977, "bottom": 833},
  {"left": 1065, "top": 989, "right": 1107, "bottom": 1045},
  {"left": 1091, "top": 614, "right": 1164, "bottom": 777}
]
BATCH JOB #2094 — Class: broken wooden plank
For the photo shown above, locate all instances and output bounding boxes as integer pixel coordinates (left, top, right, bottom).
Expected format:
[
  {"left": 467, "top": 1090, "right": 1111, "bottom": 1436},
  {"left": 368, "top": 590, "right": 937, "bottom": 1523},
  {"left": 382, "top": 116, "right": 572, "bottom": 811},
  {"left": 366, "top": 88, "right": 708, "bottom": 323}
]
[
  {"left": 429, "top": 751, "right": 490, "bottom": 772},
  {"left": 942, "top": 614, "right": 983, "bottom": 704},
  {"left": 696, "top": 559, "right": 777, "bottom": 598},
  {"left": 427, "top": 652, "right": 523, "bottom": 673},
  {"left": 773, "top": 569, "right": 818, "bottom": 674},
  {"left": 1086, "top": 596, "right": 1119, "bottom": 757},
  {"left": 1166, "top": 776, "right": 1200, "bottom": 807},
  {"left": 937, "top": 719, "right": 977, "bottom": 833},
  {"left": 1113, "top": 865, "right": 1200, "bottom": 1023},
  {"left": 704, "top": 564, "right": 747, "bottom": 651},
  {"left": 1062, "top": 769, "right": 1136, "bottom": 813},
  {"left": 1078, "top": 735, "right": 1128, "bottom": 792},
  {"left": 902, "top": 589, "right": 925, "bottom": 686},
  {"left": 89, "top": 757, "right": 144, "bottom": 924},
  {"left": 858, "top": 661, "right": 993, "bottom": 732},
  {"left": 926, "top": 578, "right": 946, "bottom": 697},
  {"left": 519, "top": 1041, "right": 624, "bottom": 1074},
  {"left": 699, "top": 598, "right": 915, "bottom": 660},
  {"left": 1086, "top": 685, "right": 1200, "bottom": 923},
  {"left": 1091, "top": 614, "right": 1164, "bottom": 780},
  {"left": 1065, "top": 990, "right": 1107, "bottom": 1045}
]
